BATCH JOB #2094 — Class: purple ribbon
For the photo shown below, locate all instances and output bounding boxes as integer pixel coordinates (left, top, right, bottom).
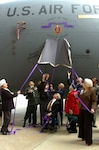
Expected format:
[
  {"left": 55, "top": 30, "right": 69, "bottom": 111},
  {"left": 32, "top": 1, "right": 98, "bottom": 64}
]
[
  {"left": 74, "top": 93, "right": 91, "bottom": 113},
  {"left": 72, "top": 68, "right": 75, "bottom": 84},
  {"left": 9, "top": 97, "right": 22, "bottom": 135},
  {"left": 10, "top": 97, "right": 17, "bottom": 134},
  {"left": 10, "top": 63, "right": 43, "bottom": 134},
  {"left": 51, "top": 67, "right": 55, "bottom": 83},
  {"left": 20, "top": 63, "right": 38, "bottom": 90},
  {"left": 71, "top": 68, "right": 80, "bottom": 89},
  {"left": 9, "top": 129, "right": 22, "bottom": 135},
  {"left": 37, "top": 65, "right": 43, "bottom": 74},
  {"left": 72, "top": 68, "right": 79, "bottom": 79},
  {"left": 40, "top": 115, "right": 50, "bottom": 133},
  {"left": 72, "top": 68, "right": 91, "bottom": 113}
]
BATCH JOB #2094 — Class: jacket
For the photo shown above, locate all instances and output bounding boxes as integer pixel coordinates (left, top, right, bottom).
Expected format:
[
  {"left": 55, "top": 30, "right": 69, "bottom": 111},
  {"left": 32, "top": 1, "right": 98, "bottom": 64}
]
[
  {"left": 47, "top": 99, "right": 60, "bottom": 117},
  {"left": 79, "top": 88, "right": 97, "bottom": 110},
  {"left": 64, "top": 90, "right": 80, "bottom": 115},
  {"left": 0, "top": 88, "right": 18, "bottom": 111}
]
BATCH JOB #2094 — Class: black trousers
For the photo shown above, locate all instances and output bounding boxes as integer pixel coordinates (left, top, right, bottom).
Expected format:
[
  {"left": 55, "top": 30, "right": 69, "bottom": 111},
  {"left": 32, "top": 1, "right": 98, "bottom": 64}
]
[
  {"left": 40, "top": 101, "right": 46, "bottom": 125},
  {"left": 78, "top": 109, "right": 93, "bottom": 145},
  {"left": 24, "top": 105, "right": 37, "bottom": 124},
  {"left": 1, "top": 111, "right": 11, "bottom": 132},
  {"left": 68, "top": 117, "right": 77, "bottom": 132},
  {"left": 58, "top": 99, "right": 63, "bottom": 125}
]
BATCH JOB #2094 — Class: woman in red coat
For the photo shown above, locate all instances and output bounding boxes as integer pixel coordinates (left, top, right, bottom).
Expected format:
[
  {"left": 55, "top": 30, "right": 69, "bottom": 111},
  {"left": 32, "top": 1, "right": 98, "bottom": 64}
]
[{"left": 64, "top": 85, "right": 79, "bottom": 133}]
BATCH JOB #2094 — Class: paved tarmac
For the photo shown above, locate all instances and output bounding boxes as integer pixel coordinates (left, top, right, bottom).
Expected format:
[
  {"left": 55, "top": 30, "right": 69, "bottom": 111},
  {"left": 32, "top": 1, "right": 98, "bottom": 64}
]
[{"left": 0, "top": 94, "right": 99, "bottom": 150}]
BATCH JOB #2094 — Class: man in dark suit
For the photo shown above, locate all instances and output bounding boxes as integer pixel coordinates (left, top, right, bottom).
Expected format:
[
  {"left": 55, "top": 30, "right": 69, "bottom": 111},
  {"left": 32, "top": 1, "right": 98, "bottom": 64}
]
[
  {"left": 0, "top": 79, "right": 20, "bottom": 135},
  {"left": 23, "top": 81, "right": 40, "bottom": 127},
  {"left": 46, "top": 93, "right": 61, "bottom": 131},
  {"left": 56, "top": 83, "right": 65, "bottom": 125}
]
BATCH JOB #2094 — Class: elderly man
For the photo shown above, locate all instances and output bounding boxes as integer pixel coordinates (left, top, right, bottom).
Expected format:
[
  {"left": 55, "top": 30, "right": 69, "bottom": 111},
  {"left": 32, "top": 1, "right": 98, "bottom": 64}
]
[
  {"left": 0, "top": 79, "right": 20, "bottom": 135},
  {"left": 46, "top": 93, "right": 61, "bottom": 131}
]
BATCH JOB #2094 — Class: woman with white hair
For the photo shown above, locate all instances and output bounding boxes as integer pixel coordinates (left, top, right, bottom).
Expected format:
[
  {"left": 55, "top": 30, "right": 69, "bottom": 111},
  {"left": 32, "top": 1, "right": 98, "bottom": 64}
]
[{"left": 78, "top": 78, "right": 97, "bottom": 146}]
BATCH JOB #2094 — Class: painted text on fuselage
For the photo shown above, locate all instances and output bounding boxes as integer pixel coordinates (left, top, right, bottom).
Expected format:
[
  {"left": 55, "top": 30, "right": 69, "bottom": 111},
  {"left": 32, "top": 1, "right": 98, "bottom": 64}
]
[{"left": 6, "top": 4, "right": 99, "bottom": 17}]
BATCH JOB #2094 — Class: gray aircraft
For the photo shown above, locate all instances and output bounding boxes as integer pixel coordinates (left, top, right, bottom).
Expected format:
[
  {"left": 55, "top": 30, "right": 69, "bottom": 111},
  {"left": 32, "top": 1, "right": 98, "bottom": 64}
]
[{"left": 0, "top": 0, "right": 99, "bottom": 91}]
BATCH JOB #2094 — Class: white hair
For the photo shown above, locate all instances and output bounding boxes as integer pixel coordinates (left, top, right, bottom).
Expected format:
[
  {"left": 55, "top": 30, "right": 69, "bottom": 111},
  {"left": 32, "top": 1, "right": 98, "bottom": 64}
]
[
  {"left": 59, "top": 83, "right": 65, "bottom": 88},
  {"left": 78, "top": 77, "right": 83, "bottom": 83},
  {"left": 84, "top": 78, "right": 93, "bottom": 88},
  {"left": 55, "top": 93, "right": 61, "bottom": 99}
]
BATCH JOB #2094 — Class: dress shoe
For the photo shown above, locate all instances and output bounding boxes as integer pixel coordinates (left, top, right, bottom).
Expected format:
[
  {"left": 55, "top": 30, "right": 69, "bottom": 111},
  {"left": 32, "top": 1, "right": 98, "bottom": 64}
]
[
  {"left": 93, "top": 125, "right": 97, "bottom": 128},
  {"left": 49, "top": 126, "right": 57, "bottom": 132},
  {"left": 86, "top": 140, "right": 92, "bottom": 146},
  {"left": 1, "top": 131, "right": 7, "bottom": 135},
  {"left": 68, "top": 130, "right": 77, "bottom": 133},
  {"left": 87, "top": 143, "right": 92, "bottom": 146},
  {"left": 32, "top": 124, "right": 36, "bottom": 127},
  {"left": 23, "top": 121, "right": 26, "bottom": 127},
  {"left": 23, "top": 124, "right": 25, "bottom": 127}
]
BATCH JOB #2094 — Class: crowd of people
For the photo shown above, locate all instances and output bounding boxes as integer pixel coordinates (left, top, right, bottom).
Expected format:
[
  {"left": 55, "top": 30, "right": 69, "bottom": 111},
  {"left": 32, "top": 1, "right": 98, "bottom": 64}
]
[
  {"left": 0, "top": 72, "right": 99, "bottom": 146},
  {"left": 65, "top": 72, "right": 98, "bottom": 146}
]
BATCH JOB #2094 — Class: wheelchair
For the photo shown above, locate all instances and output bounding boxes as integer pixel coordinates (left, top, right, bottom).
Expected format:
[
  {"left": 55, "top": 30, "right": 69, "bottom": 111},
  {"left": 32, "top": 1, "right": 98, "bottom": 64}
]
[{"left": 40, "top": 114, "right": 59, "bottom": 133}]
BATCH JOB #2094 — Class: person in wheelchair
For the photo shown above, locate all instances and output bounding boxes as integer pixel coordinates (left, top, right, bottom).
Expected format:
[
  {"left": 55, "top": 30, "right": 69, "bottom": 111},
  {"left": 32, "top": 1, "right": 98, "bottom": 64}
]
[{"left": 44, "top": 93, "right": 61, "bottom": 131}]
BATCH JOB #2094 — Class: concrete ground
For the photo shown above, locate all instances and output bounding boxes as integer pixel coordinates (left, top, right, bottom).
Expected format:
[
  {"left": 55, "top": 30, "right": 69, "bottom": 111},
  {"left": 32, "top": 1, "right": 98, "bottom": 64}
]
[{"left": 0, "top": 94, "right": 99, "bottom": 150}]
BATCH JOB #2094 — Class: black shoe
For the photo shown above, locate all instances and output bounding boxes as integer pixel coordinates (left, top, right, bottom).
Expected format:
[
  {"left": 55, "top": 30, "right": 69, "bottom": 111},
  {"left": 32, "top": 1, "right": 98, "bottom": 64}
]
[
  {"left": 1, "top": 131, "right": 7, "bottom": 135},
  {"left": 93, "top": 125, "right": 97, "bottom": 128},
  {"left": 32, "top": 124, "right": 36, "bottom": 127},
  {"left": 69, "top": 130, "right": 77, "bottom": 133},
  {"left": 23, "top": 122, "right": 26, "bottom": 127},
  {"left": 7, "top": 130, "right": 11, "bottom": 134},
  {"left": 49, "top": 126, "right": 57, "bottom": 132},
  {"left": 86, "top": 141, "right": 92, "bottom": 146}
]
